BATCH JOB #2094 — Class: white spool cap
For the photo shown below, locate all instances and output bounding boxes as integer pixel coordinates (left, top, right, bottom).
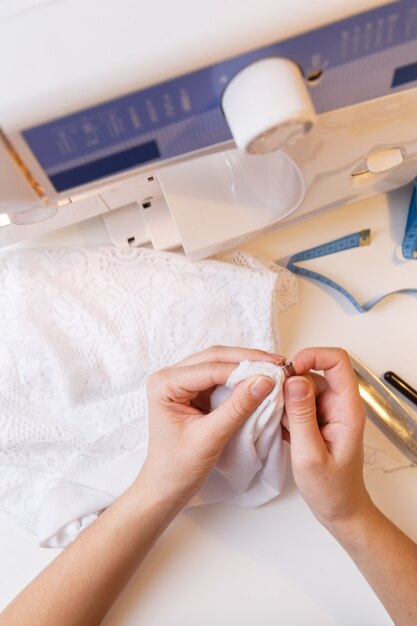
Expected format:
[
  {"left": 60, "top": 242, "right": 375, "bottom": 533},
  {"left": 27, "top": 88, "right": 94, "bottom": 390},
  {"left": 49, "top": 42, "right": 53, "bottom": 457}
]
[{"left": 222, "top": 57, "right": 316, "bottom": 154}]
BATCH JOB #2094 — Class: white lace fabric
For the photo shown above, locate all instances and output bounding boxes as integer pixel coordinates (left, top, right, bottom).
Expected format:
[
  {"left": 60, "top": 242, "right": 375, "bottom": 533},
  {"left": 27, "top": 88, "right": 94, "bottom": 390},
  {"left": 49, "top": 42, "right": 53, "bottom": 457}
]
[{"left": 0, "top": 246, "right": 297, "bottom": 543}]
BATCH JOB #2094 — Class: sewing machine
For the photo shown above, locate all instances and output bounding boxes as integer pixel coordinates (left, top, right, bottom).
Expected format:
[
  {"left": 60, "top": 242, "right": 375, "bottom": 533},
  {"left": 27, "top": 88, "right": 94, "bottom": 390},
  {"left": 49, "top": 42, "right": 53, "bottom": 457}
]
[{"left": 2, "top": 0, "right": 417, "bottom": 259}]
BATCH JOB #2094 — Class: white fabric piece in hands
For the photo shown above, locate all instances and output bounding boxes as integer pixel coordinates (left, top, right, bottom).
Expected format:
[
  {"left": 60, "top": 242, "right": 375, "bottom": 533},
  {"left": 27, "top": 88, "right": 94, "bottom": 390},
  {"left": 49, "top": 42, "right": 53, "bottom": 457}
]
[
  {"left": 40, "top": 360, "right": 286, "bottom": 547},
  {"left": 194, "top": 360, "right": 286, "bottom": 508},
  {"left": 0, "top": 246, "right": 297, "bottom": 546}
]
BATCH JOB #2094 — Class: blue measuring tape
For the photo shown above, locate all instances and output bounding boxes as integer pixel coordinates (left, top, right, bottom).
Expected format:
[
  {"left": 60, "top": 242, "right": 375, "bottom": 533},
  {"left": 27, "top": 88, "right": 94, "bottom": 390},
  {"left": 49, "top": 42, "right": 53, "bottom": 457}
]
[
  {"left": 287, "top": 182, "right": 417, "bottom": 313},
  {"left": 402, "top": 179, "right": 417, "bottom": 260}
]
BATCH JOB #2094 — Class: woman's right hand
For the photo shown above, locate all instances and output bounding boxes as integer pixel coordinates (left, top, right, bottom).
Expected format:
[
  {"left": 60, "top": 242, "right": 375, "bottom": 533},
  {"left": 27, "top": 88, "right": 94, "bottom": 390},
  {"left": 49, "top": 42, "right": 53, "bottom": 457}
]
[{"left": 282, "top": 347, "right": 373, "bottom": 533}]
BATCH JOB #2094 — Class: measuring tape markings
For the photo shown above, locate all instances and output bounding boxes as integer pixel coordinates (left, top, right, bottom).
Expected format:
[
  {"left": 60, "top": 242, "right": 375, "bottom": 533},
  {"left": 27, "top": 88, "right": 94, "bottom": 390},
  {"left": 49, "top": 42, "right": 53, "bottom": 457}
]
[
  {"left": 402, "top": 179, "right": 417, "bottom": 259},
  {"left": 287, "top": 182, "right": 417, "bottom": 313}
]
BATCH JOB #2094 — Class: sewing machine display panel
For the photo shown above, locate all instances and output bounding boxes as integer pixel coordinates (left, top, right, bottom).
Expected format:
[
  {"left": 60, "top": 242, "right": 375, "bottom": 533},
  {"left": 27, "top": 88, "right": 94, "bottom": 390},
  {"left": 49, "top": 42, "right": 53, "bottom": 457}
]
[{"left": 15, "top": 0, "right": 417, "bottom": 202}]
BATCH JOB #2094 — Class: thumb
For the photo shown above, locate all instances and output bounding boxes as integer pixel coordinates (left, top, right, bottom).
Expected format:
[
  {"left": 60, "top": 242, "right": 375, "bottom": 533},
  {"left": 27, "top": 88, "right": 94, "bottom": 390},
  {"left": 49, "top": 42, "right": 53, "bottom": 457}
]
[
  {"left": 284, "top": 376, "right": 326, "bottom": 458},
  {"left": 209, "top": 376, "right": 275, "bottom": 442}
]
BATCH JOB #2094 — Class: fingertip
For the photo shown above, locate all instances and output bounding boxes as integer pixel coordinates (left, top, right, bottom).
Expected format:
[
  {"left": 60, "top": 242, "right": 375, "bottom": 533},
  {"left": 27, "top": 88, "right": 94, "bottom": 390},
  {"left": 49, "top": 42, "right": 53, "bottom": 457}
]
[
  {"left": 250, "top": 376, "right": 275, "bottom": 399},
  {"left": 266, "top": 352, "right": 286, "bottom": 365},
  {"left": 291, "top": 348, "right": 315, "bottom": 375},
  {"left": 284, "top": 376, "right": 312, "bottom": 401}
]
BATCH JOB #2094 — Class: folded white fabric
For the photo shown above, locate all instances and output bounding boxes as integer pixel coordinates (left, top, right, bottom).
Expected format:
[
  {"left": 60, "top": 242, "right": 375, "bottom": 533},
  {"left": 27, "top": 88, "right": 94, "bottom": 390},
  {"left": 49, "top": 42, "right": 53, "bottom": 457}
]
[
  {"left": 0, "top": 246, "right": 296, "bottom": 546},
  {"left": 40, "top": 360, "right": 286, "bottom": 548},
  {"left": 195, "top": 360, "right": 286, "bottom": 507}
]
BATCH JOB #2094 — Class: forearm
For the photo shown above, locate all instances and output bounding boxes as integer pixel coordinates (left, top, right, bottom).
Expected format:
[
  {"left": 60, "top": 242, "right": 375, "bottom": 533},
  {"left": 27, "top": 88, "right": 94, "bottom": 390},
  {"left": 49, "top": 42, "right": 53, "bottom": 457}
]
[
  {"left": 330, "top": 502, "right": 417, "bottom": 626},
  {"left": 0, "top": 478, "right": 183, "bottom": 626}
]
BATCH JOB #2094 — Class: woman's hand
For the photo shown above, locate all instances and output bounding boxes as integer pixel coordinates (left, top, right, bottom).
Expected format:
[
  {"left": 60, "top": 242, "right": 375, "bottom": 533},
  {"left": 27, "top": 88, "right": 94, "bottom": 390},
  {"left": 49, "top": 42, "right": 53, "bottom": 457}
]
[
  {"left": 282, "top": 347, "right": 372, "bottom": 532},
  {"left": 283, "top": 347, "right": 417, "bottom": 626},
  {"left": 3, "top": 345, "right": 415, "bottom": 626},
  {"left": 138, "top": 346, "right": 281, "bottom": 506}
]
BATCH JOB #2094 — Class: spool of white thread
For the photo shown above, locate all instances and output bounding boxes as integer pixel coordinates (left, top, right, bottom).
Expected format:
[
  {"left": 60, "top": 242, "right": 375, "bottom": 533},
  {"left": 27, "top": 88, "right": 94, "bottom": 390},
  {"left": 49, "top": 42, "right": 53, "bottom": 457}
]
[{"left": 222, "top": 57, "right": 316, "bottom": 154}]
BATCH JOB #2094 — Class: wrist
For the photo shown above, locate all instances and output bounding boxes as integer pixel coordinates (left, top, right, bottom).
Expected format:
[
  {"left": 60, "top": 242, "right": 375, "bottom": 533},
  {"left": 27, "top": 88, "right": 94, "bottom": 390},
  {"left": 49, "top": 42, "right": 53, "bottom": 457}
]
[
  {"left": 130, "top": 467, "right": 192, "bottom": 517},
  {"left": 323, "top": 495, "right": 381, "bottom": 552}
]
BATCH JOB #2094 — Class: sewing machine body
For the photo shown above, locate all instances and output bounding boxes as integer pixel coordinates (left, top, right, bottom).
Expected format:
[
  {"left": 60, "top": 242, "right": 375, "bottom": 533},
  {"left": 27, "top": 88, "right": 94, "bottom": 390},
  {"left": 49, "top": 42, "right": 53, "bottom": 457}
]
[{"left": 1, "top": 0, "right": 417, "bottom": 258}]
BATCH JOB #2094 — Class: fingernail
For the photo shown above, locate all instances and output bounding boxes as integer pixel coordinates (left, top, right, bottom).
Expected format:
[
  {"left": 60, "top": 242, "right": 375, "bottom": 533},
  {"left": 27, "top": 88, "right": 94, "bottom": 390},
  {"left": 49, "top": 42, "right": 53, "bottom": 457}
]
[
  {"left": 250, "top": 376, "right": 275, "bottom": 399},
  {"left": 268, "top": 352, "right": 285, "bottom": 362},
  {"left": 287, "top": 377, "right": 309, "bottom": 400}
]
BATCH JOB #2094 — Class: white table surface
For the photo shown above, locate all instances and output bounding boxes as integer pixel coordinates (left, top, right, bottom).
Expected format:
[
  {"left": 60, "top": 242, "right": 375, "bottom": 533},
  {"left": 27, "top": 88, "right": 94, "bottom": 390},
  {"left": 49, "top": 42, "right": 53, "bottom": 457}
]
[
  {"left": 1, "top": 186, "right": 416, "bottom": 626},
  {"left": 1, "top": 0, "right": 416, "bottom": 624}
]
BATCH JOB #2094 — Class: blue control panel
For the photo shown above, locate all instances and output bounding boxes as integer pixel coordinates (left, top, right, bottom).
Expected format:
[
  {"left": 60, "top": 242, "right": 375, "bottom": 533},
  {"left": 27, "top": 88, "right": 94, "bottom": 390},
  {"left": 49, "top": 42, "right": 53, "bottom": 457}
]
[{"left": 23, "top": 1, "right": 417, "bottom": 192}]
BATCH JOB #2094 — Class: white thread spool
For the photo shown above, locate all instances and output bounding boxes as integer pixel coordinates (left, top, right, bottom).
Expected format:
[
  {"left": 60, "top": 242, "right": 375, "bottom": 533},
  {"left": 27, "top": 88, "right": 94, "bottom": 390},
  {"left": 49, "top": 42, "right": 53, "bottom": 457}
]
[{"left": 222, "top": 57, "right": 316, "bottom": 154}]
